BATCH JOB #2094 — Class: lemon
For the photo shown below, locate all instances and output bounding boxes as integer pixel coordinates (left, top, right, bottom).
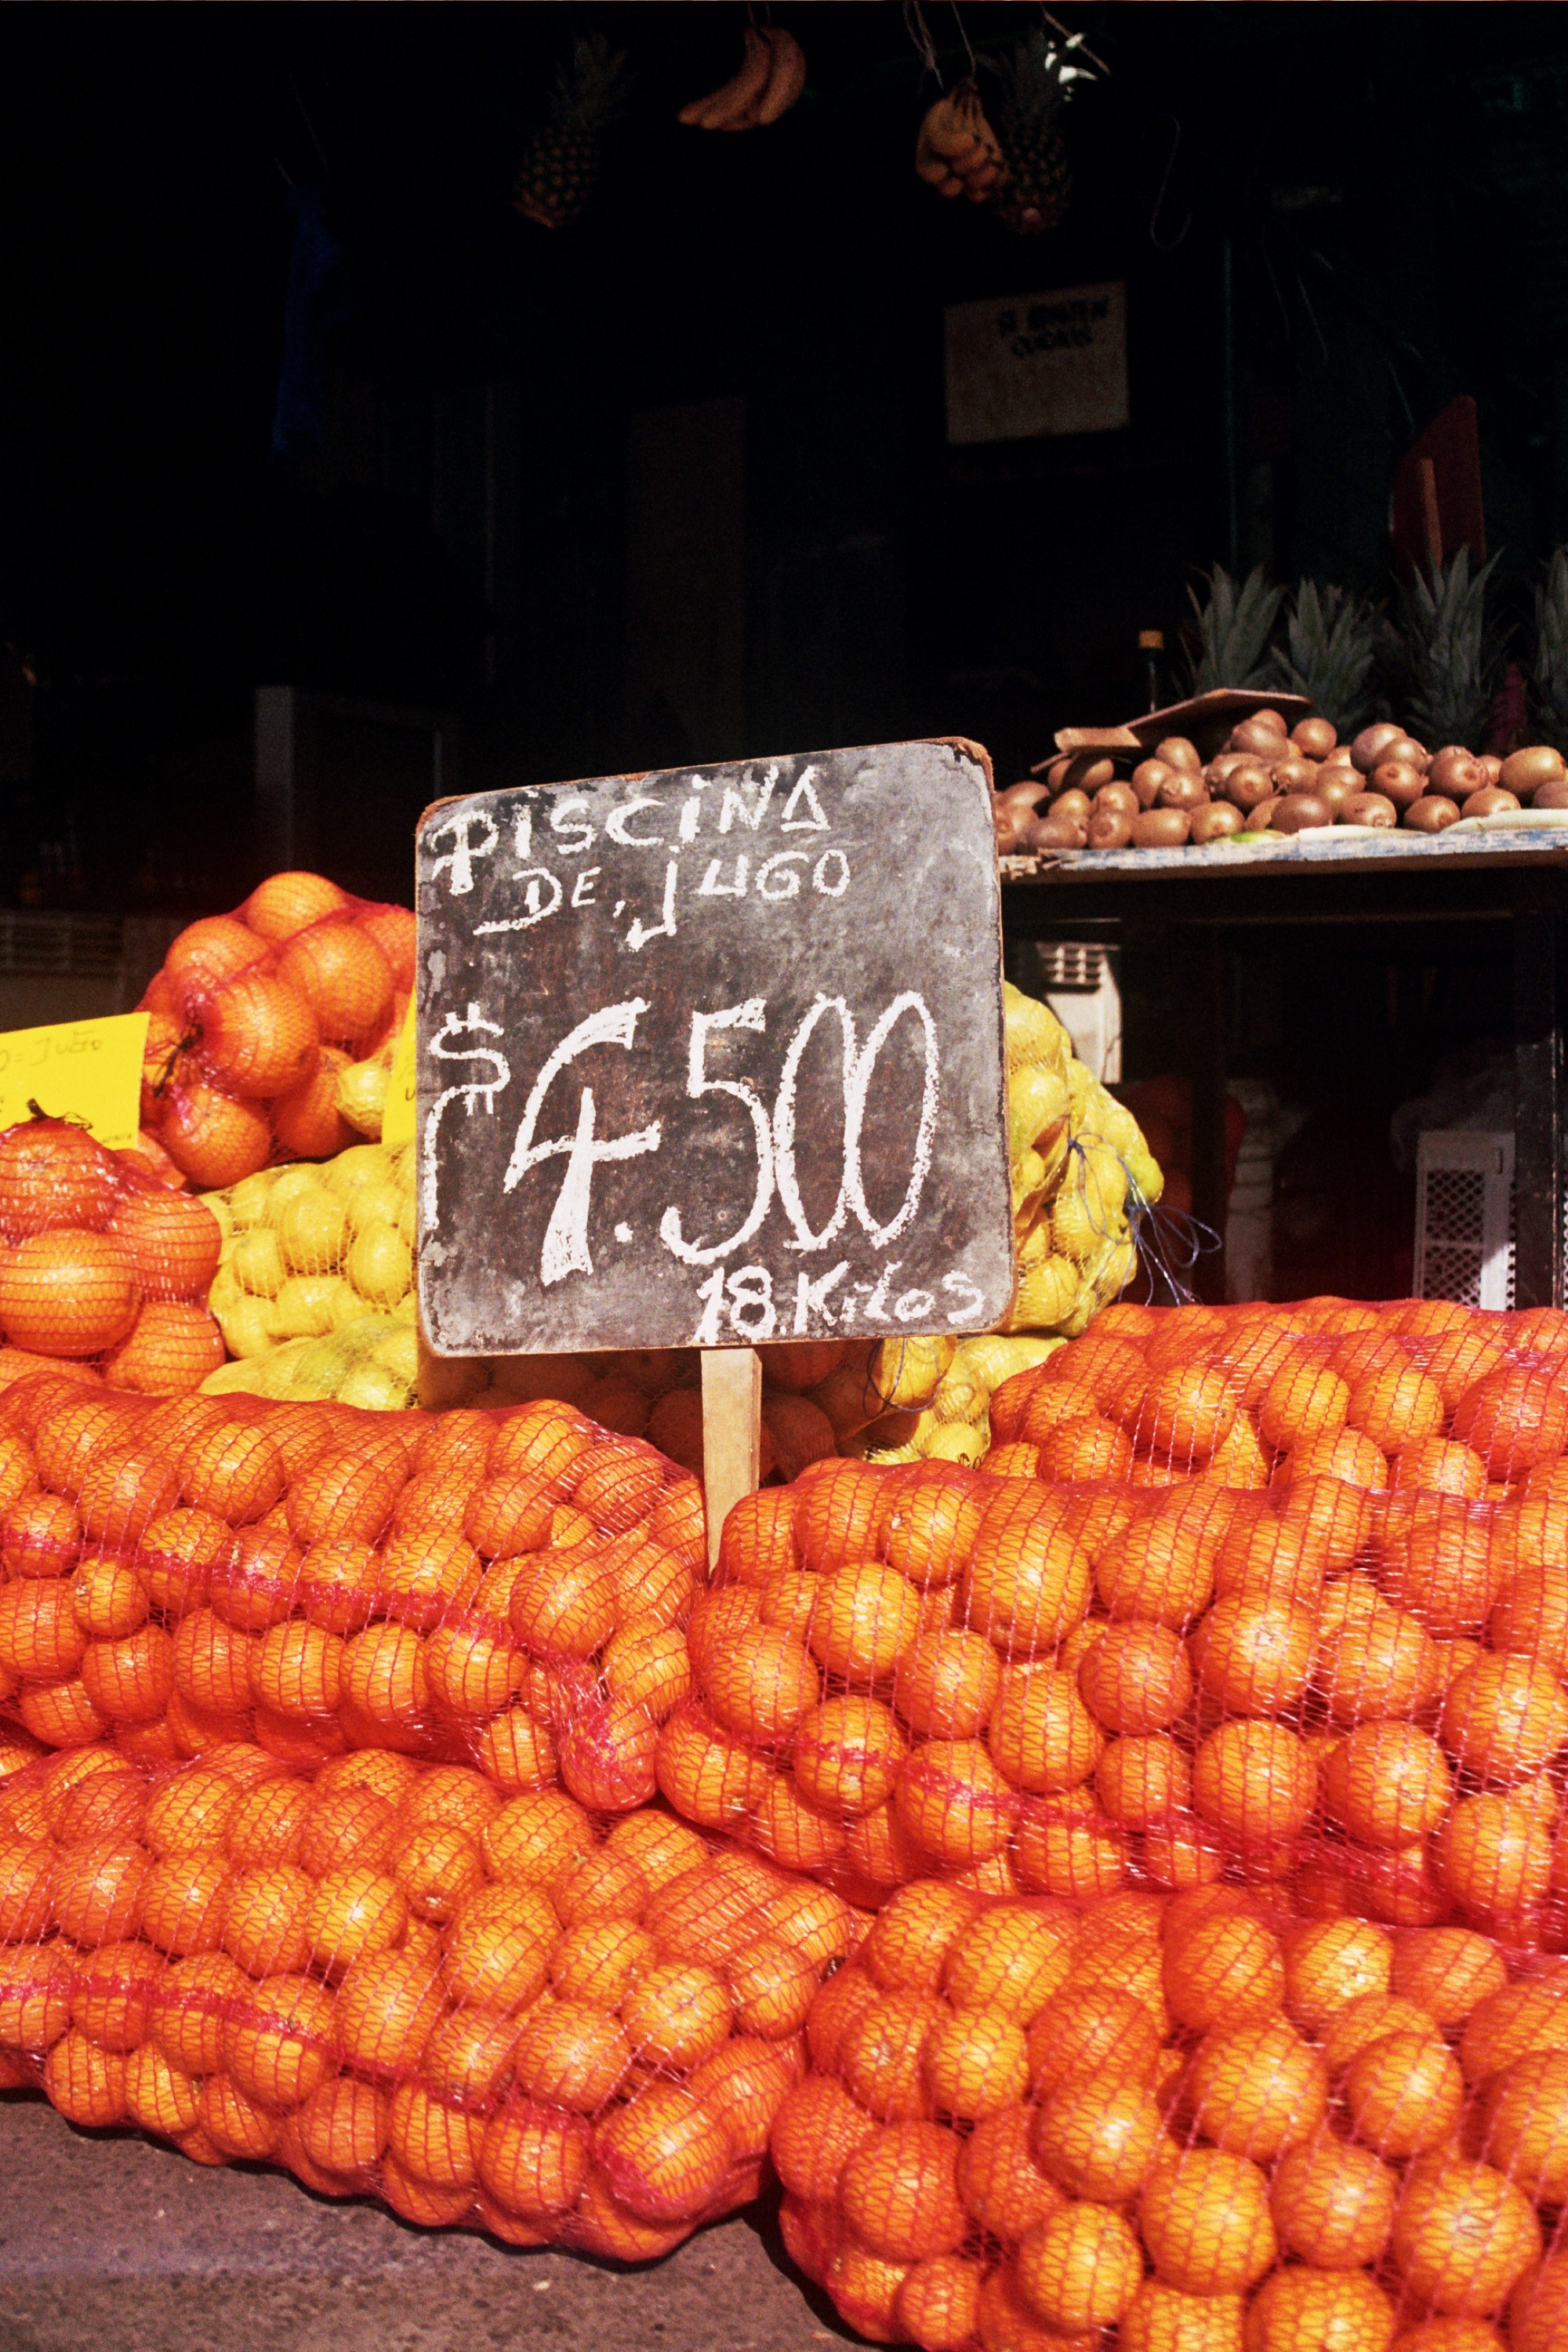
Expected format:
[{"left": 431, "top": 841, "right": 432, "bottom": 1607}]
[
  {"left": 336, "top": 1058, "right": 390, "bottom": 1139},
  {"left": 1008, "top": 1065, "right": 1071, "bottom": 1163},
  {"left": 869, "top": 1334, "right": 955, "bottom": 1410},
  {"left": 1011, "top": 1258, "right": 1080, "bottom": 1328},
  {"left": 337, "top": 1359, "right": 412, "bottom": 1411},
  {"left": 202, "top": 1194, "right": 236, "bottom": 1243},
  {"left": 347, "top": 1221, "right": 412, "bottom": 1308},
  {"left": 263, "top": 1166, "right": 324, "bottom": 1222},
  {"left": 226, "top": 1171, "right": 278, "bottom": 1229},
  {"left": 1051, "top": 1188, "right": 1104, "bottom": 1266},
  {"left": 920, "top": 1421, "right": 987, "bottom": 1466},
  {"left": 275, "top": 1273, "right": 353, "bottom": 1338},
  {"left": 1003, "top": 984, "right": 1069, "bottom": 1071},
  {"left": 346, "top": 1178, "right": 408, "bottom": 1240},
  {"left": 216, "top": 1294, "right": 285, "bottom": 1359},
  {"left": 321, "top": 1142, "right": 395, "bottom": 1200},
  {"left": 275, "top": 1190, "right": 348, "bottom": 1276},
  {"left": 369, "top": 1325, "right": 419, "bottom": 1385},
  {"left": 230, "top": 1229, "right": 287, "bottom": 1298}
]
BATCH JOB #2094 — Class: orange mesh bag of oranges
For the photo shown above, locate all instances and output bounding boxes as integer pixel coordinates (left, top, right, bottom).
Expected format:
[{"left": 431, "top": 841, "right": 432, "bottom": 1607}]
[
  {"left": 768, "top": 1875, "right": 1568, "bottom": 2349},
  {"left": 0, "top": 1735, "right": 862, "bottom": 2256},
  {"left": 138, "top": 869, "right": 414, "bottom": 1189},
  {"left": 0, "top": 1118, "right": 227, "bottom": 1398},
  {"left": 0, "top": 1373, "right": 705, "bottom": 1781},
  {"left": 658, "top": 1298, "right": 1568, "bottom": 1936}
]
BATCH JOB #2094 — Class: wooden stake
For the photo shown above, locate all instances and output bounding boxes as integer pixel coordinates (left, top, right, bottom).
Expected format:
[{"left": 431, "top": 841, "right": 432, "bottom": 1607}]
[{"left": 701, "top": 1346, "right": 762, "bottom": 1570}]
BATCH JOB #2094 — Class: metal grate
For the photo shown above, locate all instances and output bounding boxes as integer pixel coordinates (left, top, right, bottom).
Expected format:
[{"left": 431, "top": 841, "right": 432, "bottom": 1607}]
[
  {"left": 1036, "top": 941, "right": 1108, "bottom": 992},
  {"left": 0, "top": 914, "right": 125, "bottom": 978},
  {"left": 1414, "top": 1131, "right": 1520, "bottom": 1309}
]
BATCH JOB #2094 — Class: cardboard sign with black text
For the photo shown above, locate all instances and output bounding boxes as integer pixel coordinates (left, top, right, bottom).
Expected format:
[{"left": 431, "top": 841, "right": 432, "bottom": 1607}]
[{"left": 415, "top": 739, "right": 1013, "bottom": 1357}]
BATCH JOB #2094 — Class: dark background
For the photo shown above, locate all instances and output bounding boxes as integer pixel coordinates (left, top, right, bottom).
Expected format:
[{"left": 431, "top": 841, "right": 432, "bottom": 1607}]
[{"left": 2, "top": 2, "right": 1567, "bottom": 919}]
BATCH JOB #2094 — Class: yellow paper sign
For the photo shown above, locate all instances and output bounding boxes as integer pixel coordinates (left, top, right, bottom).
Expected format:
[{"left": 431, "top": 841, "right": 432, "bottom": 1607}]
[
  {"left": 382, "top": 996, "right": 417, "bottom": 1148},
  {"left": 0, "top": 1012, "right": 150, "bottom": 1152}
]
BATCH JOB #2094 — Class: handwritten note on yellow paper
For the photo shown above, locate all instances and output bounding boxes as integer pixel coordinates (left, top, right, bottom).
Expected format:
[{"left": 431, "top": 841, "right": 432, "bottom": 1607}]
[
  {"left": 0, "top": 1012, "right": 150, "bottom": 1151},
  {"left": 381, "top": 996, "right": 416, "bottom": 1147}
]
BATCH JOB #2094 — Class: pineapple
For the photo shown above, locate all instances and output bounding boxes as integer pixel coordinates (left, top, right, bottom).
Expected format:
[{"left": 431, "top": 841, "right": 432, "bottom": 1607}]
[
  {"left": 1385, "top": 550, "right": 1501, "bottom": 751},
  {"left": 1182, "top": 564, "right": 1284, "bottom": 693},
  {"left": 1268, "top": 579, "right": 1380, "bottom": 735},
  {"left": 513, "top": 34, "right": 631, "bottom": 232},
  {"left": 1530, "top": 547, "right": 1568, "bottom": 755},
  {"left": 988, "top": 27, "right": 1097, "bottom": 235}
]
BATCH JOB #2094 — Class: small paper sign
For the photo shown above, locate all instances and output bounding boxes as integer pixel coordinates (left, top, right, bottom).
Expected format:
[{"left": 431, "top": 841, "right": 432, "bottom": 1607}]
[
  {"left": 381, "top": 997, "right": 417, "bottom": 1148},
  {"left": 945, "top": 282, "right": 1128, "bottom": 445},
  {"left": 0, "top": 1012, "right": 150, "bottom": 1151}
]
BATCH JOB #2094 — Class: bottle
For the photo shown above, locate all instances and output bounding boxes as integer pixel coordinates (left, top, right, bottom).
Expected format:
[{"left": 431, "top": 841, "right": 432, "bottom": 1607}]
[{"left": 1138, "top": 629, "right": 1165, "bottom": 713}]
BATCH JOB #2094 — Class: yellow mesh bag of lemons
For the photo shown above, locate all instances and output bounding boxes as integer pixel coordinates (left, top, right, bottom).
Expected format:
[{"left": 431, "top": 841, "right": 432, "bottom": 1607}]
[{"left": 197, "top": 1139, "right": 418, "bottom": 1409}]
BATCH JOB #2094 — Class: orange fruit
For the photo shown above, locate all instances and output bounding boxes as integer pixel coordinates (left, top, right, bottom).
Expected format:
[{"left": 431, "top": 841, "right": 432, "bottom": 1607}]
[
  {"left": 1097, "top": 1733, "right": 1193, "bottom": 1831},
  {"left": 1390, "top": 2327, "right": 1505, "bottom": 2352},
  {"left": 1140, "top": 2147, "right": 1276, "bottom": 2296},
  {"left": 1319, "top": 1992, "right": 1444, "bottom": 2076},
  {"left": 333, "top": 1947, "right": 445, "bottom": 2075},
  {"left": 1277, "top": 1428, "right": 1388, "bottom": 1489},
  {"left": 69, "top": 1937, "right": 164, "bottom": 2049},
  {"left": 243, "top": 871, "right": 350, "bottom": 944},
  {"left": 1317, "top": 1599, "right": 1439, "bottom": 1726},
  {"left": 895, "top": 1738, "right": 1016, "bottom": 1867},
  {"left": 44, "top": 2028, "right": 130, "bottom": 2126},
  {"left": 1191, "top": 1719, "right": 1317, "bottom": 1846},
  {"left": 180, "top": 1419, "right": 285, "bottom": 1523},
  {"left": 271, "top": 1047, "right": 355, "bottom": 1160},
  {"left": 1258, "top": 1361, "right": 1351, "bottom": 1453},
  {"left": 1345, "top": 1358, "right": 1445, "bottom": 1451},
  {"left": 924, "top": 2005, "right": 1029, "bottom": 2119},
  {"left": 1440, "top": 1653, "right": 1568, "bottom": 1784},
  {"left": 1343, "top": 2027, "right": 1464, "bottom": 2158},
  {"left": 355, "top": 903, "right": 415, "bottom": 991},
  {"left": 1391, "top": 1438, "right": 1489, "bottom": 1497},
  {"left": 865, "top": 1882, "right": 978, "bottom": 1992},
  {"left": 1390, "top": 2155, "right": 1541, "bottom": 2317},
  {"left": 159, "top": 1084, "right": 271, "bottom": 1189},
  {"left": 162, "top": 914, "right": 268, "bottom": 1005},
  {"left": 593, "top": 2082, "right": 732, "bottom": 2223},
  {"left": 951, "top": 2103, "right": 1062, "bottom": 2245},
  {"left": 1120, "top": 2282, "right": 1245, "bottom": 2352},
  {"left": 1511, "top": 2253, "right": 1568, "bottom": 2352},
  {"left": 770, "top": 2071, "right": 879, "bottom": 2203},
  {"left": 278, "top": 920, "right": 394, "bottom": 1047},
  {"left": 893, "top": 1630, "right": 1001, "bottom": 1740},
  {"left": 1244, "top": 2270, "right": 1395, "bottom": 2352},
  {"left": 1015, "top": 2200, "right": 1142, "bottom": 2331},
  {"left": 1078, "top": 1620, "right": 1192, "bottom": 1733},
  {"left": 1452, "top": 1367, "right": 1568, "bottom": 1477},
  {"left": 0, "top": 1229, "right": 139, "bottom": 1357},
  {"left": 1271, "top": 2129, "right": 1396, "bottom": 2268},
  {"left": 1095, "top": 1497, "right": 1217, "bottom": 1629},
  {"left": 791, "top": 1694, "right": 907, "bottom": 1818},
  {"left": 1189, "top": 1594, "right": 1316, "bottom": 1718},
  {"left": 838, "top": 2118, "right": 966, "bottom": 2262},
  {"left": 1476, "top": 2046, "right": 1568, "bottom": 2200},
  {"left": 809, "top": 1560, "right": 922, "bottom": 1682},
  {"left": 1182, "top": 2016, "right": 1328, "bottom": 2158},
  {"left": 1437, "top": 1784, "right": 1557, "bottom": 1914},
  {"left": 960, "top": 1497, "right": 1093, "bottom": 1657},
  {"left": 988, "top": 1664, "right": 1103, "bottom": 1794},
  {"left": 1283, "top": 1918, "right": 1394, "bottom": 2033},
  {"left": 1390, "top": 1928, "right": 1508, "bottom": 2027},
  {"left": 620, "top": 1958, "right": 731, "bottom": 2069},
  {"left": 102, "top": 1301, "right": 227, "bottom": 1396},
  {"left": 943, "top": 1904, "right": 1076, "bottom": 2022},
  {"left": 199, "top": 971, "right": 318, "bottom": 1098},
  {"left": 0, "top": 1121, "right": 121, "bottom": 1236},
  {"left": 1163, "top": 1913, "right": 1284, "bottom": 2034},
  {"left": 884, "top": 1467, "right": 988, "bottom": 1589},
  {"left": 1322, "top": 1723, "right": 1453, "bottom": 1849},
  {"left": 895, "top": 2254, "right": 983, "bottom": 2352},
  {"left": 1031, "top": 2073, "right": 1163, "bottom": 2200},
  {"left": 840, "top": 1987, "right": 946, "bottom": 2121},
  {"left": 1025, "top": 1985, "right": 1161, "bottom": 2095}
]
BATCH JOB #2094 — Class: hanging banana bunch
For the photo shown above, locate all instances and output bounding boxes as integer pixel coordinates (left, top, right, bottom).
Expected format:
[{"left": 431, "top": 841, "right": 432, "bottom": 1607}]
[
  {"left": 914, "top": 79, "right": 1007, "bottom": 203},
  {"left": 678, "top": 26, "right": 807, "bottom": 131}
]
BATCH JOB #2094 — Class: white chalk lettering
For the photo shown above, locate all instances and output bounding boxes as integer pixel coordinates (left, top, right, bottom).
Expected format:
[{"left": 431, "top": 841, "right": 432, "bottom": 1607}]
[
  {"left": 718, "top": 768, "right": 778, "bottom": 833},
  {"left": 512, "top": 807, "right": 533, "bottom": 862},
  {"left": 419, "top": 1004, "right": 510, "bottom": 1229},
  {"left": 941, "top": 1269, "right": 987, "bottom": 1320},
  {"left": 780, "top": 768, "right": 829, "bottom": 832},
  {"left": 844, "top": 993, "right": 939, "bottom": 1247},
  {"left": 549, "top": 797, "right": 595, "bottom": 856},
  {"left": 606, "top": 797, "right": 665, "bottom": 848},
  {"left": 659, "top": 1000, "right": 774, "bottom": 1265},
  {"left": 626, "top": 860, "right": 678, "bottom": 952},
  {"left": 755, "top": 851, "right": 807, "bottom": 901},
  {"left": 894, "top": 1287, "right": 935, "bottom": 1324},
  {"left": 793, "top": 1261, "right": 850, "bottom": 1333},
  {"left": 571, "top": 868, "right": 600, "bottom": 908},
  {"left": 813, "top": 849, "right": 850, "bottom": 897},
  {"left": 426, "top": 811, "right": 498, "bottom": 897},
  {"left": 697, "top": 856, "right": 749, "bottom": 898},
  {"left": 725, "top": 1265, "right": 777, "bottom": 1341},
  {"left": 774, "top": 993, "right": 853, "bottom": 1253},
  {"left": 474, "top": 869, "right": 563, "bottom": 935},
  {"left": 503, "top": 1000, "right": 661, "bottom": 1286}
]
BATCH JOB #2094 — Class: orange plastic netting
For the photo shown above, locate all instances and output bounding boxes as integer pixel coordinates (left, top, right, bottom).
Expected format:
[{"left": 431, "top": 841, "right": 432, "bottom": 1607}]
[
  {"left": 140, "top": 873, "right": 413, "bottom": 1188},
  {"left": 0, "top": 1380, "right": 702, "bottom": 1780},
  {"left": 771, "top": 1876, "right": 1568, "bottom": 2348},
  {"left": 0, "top": 1737, "right": 859, "bottom": 2253}
]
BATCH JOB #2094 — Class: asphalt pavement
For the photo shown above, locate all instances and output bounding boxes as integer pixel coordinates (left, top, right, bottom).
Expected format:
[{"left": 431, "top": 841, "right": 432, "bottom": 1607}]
[{"left": 0, "top": 2096, "right": 859, "bottom": 2352}]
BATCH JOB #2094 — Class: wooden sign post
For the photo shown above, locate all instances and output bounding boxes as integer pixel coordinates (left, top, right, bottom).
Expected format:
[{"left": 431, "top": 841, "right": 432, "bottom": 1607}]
[{"left": 413, "top": 739, "right": 1014, "bottom": 1563}]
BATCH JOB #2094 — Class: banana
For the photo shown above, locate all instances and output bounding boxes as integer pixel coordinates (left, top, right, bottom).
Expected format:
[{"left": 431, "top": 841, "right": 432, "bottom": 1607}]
[
  {"left": 678, "top": 25, "right": 772, "bottom": 129},
  {"left": 754, "top": 27, "right": 807, "bottom": 125}
]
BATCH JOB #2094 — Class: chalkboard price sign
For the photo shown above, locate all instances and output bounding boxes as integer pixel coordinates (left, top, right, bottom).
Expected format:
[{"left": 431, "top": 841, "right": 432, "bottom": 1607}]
[{"left": 415, "top": 739, "right": 1014, "bottom": 1358}]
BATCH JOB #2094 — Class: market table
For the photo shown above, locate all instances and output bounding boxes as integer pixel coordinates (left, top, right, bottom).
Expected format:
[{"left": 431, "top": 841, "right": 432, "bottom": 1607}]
[
  {"left": 0, "top": 2096, "right": 855, "bottom": 2352},
  {"left": 1000, "top": 818, "right": 1568, "bottom": 1307}
]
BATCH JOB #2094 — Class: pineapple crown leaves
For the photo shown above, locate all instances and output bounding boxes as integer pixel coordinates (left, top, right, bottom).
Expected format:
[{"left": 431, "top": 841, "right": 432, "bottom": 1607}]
[
  {"left": 1182, "top": 564, "right": 1286, "bottom": 693},
  {"left": 1267, "top": 579, "right": 1381, "bottom": 735},
  {"left": 546, "top": 33, "right": 633, "bottom": 132},
  {"left": 1530, "top": 546, "right": 1568, "bottom": 755},
  {"left": 512, "top": 34, "right": 633, "bottom": 230},
  {"left": 1387, "top": 548, "right": 1504, "bottom": 752}
]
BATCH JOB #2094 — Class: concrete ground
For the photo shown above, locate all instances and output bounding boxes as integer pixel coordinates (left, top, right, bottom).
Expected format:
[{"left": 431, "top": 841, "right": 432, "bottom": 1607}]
[{"left": 0, "top": 2097, "right": 859, "bottom": 2352}]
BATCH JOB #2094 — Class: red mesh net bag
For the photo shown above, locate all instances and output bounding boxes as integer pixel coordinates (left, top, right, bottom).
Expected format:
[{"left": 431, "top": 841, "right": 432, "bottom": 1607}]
[
  {"left": 0, "top": 1120, "right": 226, "bottom": 1397},
  {"left": 662, "top": 1299, "right": 1568, "bottom": 1931},
  {"left": 0, "top": 1378, "right": 705, "bottom": 1778},
  {"left": 0, "top": 1736, "right": 862, "bottom": 2253},
  {"left": 139, "top": 871, "right": 414, "bottom": 1186},
  {"left": 770, "top": 1875, "right": 1568, "bottom": 2347}
]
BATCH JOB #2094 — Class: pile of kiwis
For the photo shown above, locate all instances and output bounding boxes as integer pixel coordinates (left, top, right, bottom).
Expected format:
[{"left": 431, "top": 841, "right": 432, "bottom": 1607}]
[{"left": 994, "top": 710, "right": 1568, "bottom": 855}]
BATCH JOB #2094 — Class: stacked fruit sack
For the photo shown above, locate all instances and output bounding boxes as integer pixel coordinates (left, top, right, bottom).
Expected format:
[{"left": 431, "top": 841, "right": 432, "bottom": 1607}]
[
  {"left": 771, "top": 1876, "right": 1568, "bottom": 2348},
  {"left": 0, "top": 1120, "right": 226, "bottom": 1398},
  {"left": 0, "top": 1737, "right": 859, "bottom": 2255},
  {"left": 139, "top": 872, "right": 414, "bottom": 1190},
  {"left": 0, "top": 1376, "right": 706, "bottom": 1789}
]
